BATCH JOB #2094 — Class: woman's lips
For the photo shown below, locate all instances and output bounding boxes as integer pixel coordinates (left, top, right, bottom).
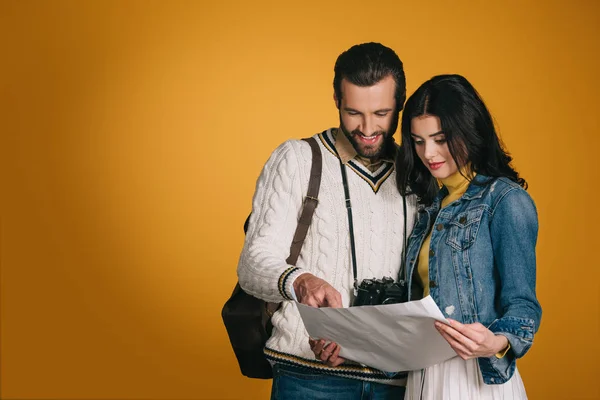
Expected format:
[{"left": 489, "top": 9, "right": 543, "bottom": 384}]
[{"left": 429, "top": 162, "right": 445, "bottom": 170}]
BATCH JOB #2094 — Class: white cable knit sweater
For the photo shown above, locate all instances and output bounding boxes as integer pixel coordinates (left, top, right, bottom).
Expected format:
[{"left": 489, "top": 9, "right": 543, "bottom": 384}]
[{"left": 237, "top": 129, "right": 417, "bottom": 381}]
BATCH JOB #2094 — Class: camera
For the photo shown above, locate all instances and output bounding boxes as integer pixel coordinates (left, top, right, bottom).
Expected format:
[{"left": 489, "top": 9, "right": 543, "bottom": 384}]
[{"left": 352, "top": 276, "right": 410, "bottom": 306}]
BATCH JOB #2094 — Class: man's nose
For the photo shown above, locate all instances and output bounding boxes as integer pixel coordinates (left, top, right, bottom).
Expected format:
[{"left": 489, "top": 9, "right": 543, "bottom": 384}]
[{"left": 361, "top": 116, "right": 376, "bottom": 136}]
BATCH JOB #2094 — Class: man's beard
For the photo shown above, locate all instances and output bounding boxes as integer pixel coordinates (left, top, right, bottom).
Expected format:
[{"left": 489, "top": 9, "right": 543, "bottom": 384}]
[{"left": 339, "top": 114, "right": 398, "bottom": 160}]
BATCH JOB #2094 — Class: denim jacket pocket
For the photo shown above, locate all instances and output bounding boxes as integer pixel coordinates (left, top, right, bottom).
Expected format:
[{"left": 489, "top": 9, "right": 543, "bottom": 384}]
[{"left": 445, "top": 206, "right": 486, "bottom": 251}]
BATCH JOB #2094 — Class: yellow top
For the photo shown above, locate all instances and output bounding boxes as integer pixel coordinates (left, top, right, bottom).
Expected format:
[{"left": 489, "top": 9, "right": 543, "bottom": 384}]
[{"left": 416, "top": 170, "right": 471, "bottom": 296}]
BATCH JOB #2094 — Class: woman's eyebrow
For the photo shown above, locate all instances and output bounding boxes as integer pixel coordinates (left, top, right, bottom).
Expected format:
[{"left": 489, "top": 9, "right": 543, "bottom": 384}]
[{"left": 410, "top": 131, "right": 444, "bottom": 138}]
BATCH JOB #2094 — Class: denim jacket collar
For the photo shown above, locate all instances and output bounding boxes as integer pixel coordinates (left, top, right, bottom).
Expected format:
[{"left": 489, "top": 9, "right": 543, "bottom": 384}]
[
  {"left": 422, "top": 174, "right": 492, "bottom": 214},
  {"left": 462, "top": 174, "right": 492, "bottom": 200}
]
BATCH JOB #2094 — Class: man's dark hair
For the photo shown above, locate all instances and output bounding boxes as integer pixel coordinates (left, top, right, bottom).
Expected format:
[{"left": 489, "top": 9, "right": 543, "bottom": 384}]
[{"left": 333, "top": 42, "right": 406, "bottom": 111}]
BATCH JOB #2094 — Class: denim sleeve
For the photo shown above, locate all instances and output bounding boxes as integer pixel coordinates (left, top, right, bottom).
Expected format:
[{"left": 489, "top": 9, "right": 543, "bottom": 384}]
[{"left": 478, "top": 187, "right": 542, "bottom": 385}]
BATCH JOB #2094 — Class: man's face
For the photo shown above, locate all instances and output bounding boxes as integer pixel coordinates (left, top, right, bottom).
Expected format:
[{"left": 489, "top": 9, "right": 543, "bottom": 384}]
[{"left": 336, "top": 75, "right": 398, "bottom": 160}]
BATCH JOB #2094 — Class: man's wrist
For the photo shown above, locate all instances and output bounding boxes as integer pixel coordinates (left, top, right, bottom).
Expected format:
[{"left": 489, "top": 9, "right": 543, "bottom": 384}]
[{"left": 290, "top": 271, "right": 312, "bottom": 301}]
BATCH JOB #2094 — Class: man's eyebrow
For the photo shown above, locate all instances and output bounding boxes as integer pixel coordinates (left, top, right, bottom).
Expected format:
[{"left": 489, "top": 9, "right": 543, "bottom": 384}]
[
  {"left": 410, "top": 131, "right": 444, "bottom": 138},
  {"left": 343, "top": 107, "right": 394, "bottom": 113}
]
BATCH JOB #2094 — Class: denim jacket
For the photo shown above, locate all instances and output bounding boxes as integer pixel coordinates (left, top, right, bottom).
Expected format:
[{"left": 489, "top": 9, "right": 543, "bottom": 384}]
[{"left": 403, "top": 175, "right": 542, "bottom": 385}]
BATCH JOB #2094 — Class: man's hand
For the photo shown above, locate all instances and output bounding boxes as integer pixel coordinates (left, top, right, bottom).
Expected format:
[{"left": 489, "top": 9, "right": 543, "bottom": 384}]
[
  {"left": 434, "top": 319, "right": 509, "bottom": 359},
  {"left": 309, "top": 338, "right": 346, "bottom": 367},
  {"left": 293, "top": 273, "right": 342, "bottom": 308}
]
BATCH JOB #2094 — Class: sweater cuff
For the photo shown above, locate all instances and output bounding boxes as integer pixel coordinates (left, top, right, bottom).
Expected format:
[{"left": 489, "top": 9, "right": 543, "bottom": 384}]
[{"left": 278, "top": 267, "right": 308, "bottom": 300}]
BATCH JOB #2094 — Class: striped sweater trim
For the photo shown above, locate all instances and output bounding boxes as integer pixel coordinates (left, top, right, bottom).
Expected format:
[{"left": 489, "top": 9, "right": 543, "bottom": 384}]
[
  {"left": 264, "top": 347, "right": 407, "bottom": 381},
  {"left": 317, "top": 131, "right": 395, "bottom": 194},
  {"left": 278, "top": 266, "right": 299, "bottom": 300}
]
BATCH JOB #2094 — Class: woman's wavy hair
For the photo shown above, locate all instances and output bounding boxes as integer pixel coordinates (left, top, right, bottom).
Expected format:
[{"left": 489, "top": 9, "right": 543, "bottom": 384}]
[{"left": 396, "top": 74, "right": 526, "bottom": 205}]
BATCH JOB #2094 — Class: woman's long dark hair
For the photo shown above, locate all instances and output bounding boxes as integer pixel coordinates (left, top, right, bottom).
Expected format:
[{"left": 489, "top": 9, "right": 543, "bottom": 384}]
[{"left": 396, "top": 74, "right": 526, "bottom": 205}]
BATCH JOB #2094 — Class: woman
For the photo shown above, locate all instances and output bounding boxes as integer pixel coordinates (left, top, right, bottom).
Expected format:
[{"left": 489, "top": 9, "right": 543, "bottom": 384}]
[{"left": 396, "top": 74, "right": 541, "bottom": 399}]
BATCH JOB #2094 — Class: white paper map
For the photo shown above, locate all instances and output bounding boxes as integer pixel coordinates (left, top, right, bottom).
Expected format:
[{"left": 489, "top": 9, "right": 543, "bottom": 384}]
[{"left": 296, "top": 295, "right": 457, "bottom": 372}]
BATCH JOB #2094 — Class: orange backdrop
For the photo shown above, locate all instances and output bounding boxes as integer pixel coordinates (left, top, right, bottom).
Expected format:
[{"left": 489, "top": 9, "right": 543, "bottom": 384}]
[{"left": 1, "top": 1, "right": 599, "bottom": 399}]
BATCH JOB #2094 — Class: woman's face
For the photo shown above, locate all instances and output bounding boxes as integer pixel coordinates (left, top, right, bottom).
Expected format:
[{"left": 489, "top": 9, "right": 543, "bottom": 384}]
[{"left": 410, "top": 115, "right": 459, "bottom": 180}]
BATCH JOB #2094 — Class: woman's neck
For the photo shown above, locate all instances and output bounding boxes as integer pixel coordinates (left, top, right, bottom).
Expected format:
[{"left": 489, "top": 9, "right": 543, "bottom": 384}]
[{"left": 441, "top": 167, "right": 474, "bottom": 195}]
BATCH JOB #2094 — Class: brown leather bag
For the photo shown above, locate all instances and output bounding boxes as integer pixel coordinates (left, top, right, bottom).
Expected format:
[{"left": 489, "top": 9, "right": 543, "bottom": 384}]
[{"left": 222, "top": 137, "right": 323, "bottom": 379}]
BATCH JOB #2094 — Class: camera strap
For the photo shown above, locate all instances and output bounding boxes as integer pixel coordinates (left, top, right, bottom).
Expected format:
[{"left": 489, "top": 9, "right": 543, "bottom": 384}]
[
  {"left": 337, "top": 157, "right": 359, "bottom": 295},
  {"left": 335, "top": 148, "right": 410, "bottom": 296},
  {"left": 400, "top": 194, "right": 408, "bottom": 281}
]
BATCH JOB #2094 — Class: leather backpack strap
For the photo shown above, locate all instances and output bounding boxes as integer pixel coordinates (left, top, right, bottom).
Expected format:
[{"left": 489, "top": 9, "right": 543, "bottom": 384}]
[
  {"left": 286, "top": 136, "right": 322, "bottom": 265},
  {"left": 267, "top": 137, "right": 322, "bottom": 315}
]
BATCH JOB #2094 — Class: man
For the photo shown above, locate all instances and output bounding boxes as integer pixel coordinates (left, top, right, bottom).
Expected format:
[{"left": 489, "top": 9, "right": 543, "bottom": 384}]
[{"left": 237, "top": 42, "right": 416, "bottom": 399}]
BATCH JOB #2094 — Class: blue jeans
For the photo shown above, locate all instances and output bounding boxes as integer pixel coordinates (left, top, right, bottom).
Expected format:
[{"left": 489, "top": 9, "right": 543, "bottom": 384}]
[{"left": 270, "top": 364, "right": 405, "bottom": 400}]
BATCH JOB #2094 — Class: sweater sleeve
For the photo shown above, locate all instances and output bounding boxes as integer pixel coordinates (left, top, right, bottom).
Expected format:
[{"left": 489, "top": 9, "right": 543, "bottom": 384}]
[{"left": 237, "top": 140, "right": 309, "bottom": 302}]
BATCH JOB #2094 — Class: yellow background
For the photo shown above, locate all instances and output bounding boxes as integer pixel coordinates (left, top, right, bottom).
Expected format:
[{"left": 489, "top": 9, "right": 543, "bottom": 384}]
[{"left": 1, "top": 1, "right": 599, "bottom": 399}]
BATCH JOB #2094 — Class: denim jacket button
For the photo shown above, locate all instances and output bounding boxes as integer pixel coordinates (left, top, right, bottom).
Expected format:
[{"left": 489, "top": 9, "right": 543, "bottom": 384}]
[
  {"left": 429, "top": 280, "right": 437, "bottom": 288},
  {"left": 436, "top": 223, "right": 444, "bottom": 231},
  {"left": 459, "top": 216, "right": 467, "bottom": 224},
  {"left": 429, "top": 249, "right": 435, "bottom": 257}
]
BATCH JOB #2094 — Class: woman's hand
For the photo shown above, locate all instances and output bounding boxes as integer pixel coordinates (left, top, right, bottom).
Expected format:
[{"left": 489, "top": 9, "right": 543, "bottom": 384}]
[
  {"left": 308, "top": 338, "right": 346, "bottom": 367},
  {"left": 435, "top": 318, "right": 509, "bottom": 359}
]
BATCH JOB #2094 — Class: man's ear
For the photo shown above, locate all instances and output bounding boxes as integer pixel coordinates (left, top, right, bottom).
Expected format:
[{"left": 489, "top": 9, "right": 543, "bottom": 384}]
[{"left": 333, "top": 92, "right": 340, "bottom": 109}]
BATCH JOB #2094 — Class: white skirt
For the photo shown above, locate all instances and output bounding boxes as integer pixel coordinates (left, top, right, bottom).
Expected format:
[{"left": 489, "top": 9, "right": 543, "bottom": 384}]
[{"left": 404, "top": 357, "right": 527, "bottom": 400}]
